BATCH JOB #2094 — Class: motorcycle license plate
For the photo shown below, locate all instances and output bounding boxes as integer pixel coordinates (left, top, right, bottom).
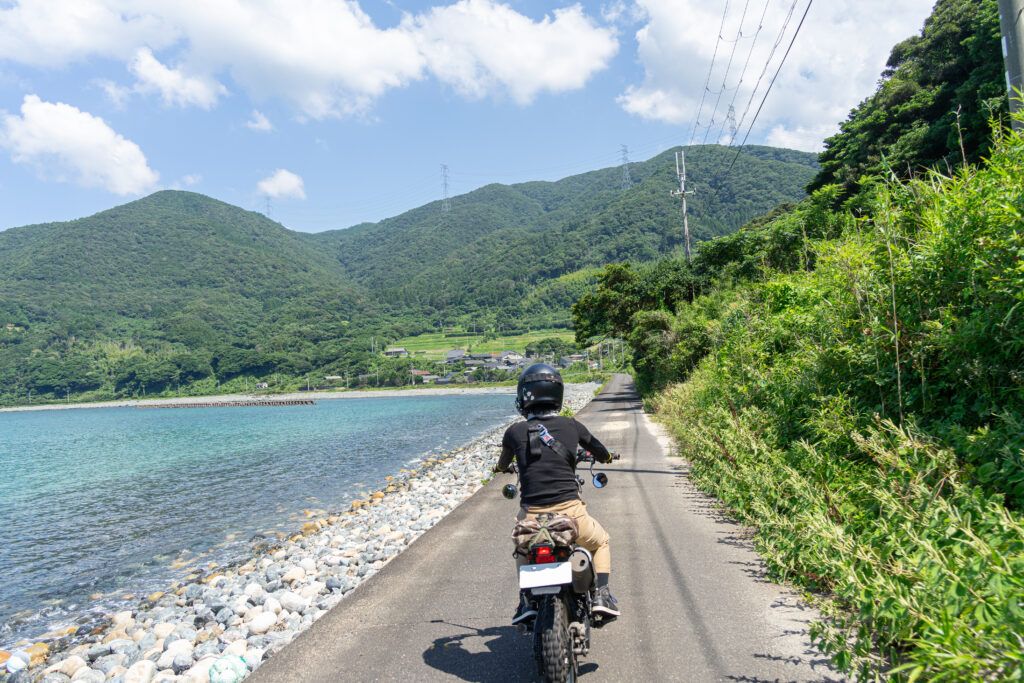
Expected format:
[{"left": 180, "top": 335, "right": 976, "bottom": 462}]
[{"left": 519, "top": 562, "right": 572, "bottom": 589}]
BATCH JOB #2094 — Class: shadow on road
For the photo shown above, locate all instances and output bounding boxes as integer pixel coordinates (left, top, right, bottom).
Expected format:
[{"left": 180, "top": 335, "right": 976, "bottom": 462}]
[{"left": 422, "top": 620, "right": 600, "bottom": 681}]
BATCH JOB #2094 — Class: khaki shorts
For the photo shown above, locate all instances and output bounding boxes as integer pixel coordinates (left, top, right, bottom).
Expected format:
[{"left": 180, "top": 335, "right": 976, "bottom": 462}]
[{"left": 516, "top": 498, "right": 611, "bottom": 574}]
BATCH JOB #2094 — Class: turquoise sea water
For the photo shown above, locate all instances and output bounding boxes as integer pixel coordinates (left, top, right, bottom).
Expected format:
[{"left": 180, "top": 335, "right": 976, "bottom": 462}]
[{"left": 0, "top": 393, "right": 515, "bottom": 648}]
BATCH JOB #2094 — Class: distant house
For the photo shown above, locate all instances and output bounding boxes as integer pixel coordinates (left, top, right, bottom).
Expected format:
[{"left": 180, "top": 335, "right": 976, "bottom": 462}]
[
  {"left": 445, "top": 349, "right": 468, "bottom": 363},
  {"left": 324, "top": 375, "right": 343, "bottom": 382},
  {"left": 255, "top": 381, "right": 269, "bottom": 389},
  {"left": 497, "top": 350, "right": 525, "bottom": 364},
  {"left": 411, "top": 369, "right": 430, "bottom": 376},
  {"left": 384, "top": 347, "right": 409, "bottom": 358},
  {"left": 469, "top": 353, "right": 494, "bottom": 360},
  {"left": 423, "top": 374, "right": 440, "bottom": 383}
]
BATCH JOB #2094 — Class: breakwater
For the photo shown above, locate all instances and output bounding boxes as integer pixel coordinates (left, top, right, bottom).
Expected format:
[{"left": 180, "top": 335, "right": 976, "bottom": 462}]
[
  {"left": 137, "top": 400, "right": 316, "bottom": 409},
  {"left": 1, "top": 384, "right": 597, "bottom": 681}
]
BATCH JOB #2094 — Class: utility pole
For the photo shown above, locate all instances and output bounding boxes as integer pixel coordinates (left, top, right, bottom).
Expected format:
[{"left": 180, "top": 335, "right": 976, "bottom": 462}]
[
  {"left": 671, "top": 150, "right": 696, "bottom": 263},
  {"left": 999, "top": 0, "right": 1024, "bottom": 129},
  {"left": 441, "top": 164, "right": 451, "bottom": 213}
]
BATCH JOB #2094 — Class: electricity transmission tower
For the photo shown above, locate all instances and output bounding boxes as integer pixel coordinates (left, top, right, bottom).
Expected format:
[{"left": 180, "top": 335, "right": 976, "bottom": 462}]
[
  {"left": 264, "top": 196, "right": 272, "bottom": 219},
  {"left": 671, "top": 150, "right": 696, "bottom": 264},
  {"left": 441, "top": 164, "right": 451, "bottom": 213},
  {"left": 620, "top": 145, "right": 632, "bottom": 189}
]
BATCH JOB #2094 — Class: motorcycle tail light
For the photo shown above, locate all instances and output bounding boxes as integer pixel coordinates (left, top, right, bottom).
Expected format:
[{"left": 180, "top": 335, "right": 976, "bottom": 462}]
[{"left": 533, "top": 546, "right": 556, "bottom": 564}]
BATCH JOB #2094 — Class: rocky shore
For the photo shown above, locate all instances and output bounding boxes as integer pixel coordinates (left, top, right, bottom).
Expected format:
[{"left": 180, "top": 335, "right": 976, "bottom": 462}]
[{"left": 0, "top": 384, "right": 598, "bottom": 683}]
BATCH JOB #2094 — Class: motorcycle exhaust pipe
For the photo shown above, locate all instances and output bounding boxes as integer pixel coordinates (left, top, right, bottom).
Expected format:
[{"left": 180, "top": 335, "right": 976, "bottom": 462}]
[{"left": 570, "top": 548, "right": 595, "bottom": 594}]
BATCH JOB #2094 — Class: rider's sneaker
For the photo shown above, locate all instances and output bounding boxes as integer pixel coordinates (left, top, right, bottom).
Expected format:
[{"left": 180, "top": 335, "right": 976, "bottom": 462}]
[
  {"left": 592, "top": 586, "right": 620, "bottom": 618},
  {"left": 512, "top": 594, "right": 537, "bottom": 625}
]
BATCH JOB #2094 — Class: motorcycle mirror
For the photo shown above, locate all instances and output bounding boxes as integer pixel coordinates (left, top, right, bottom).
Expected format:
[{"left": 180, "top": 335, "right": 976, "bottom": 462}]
[
  {"left": 502, "top": 484, "right": 518, "bottom": 499},
  {"left": 592, "top": 472, "right": 608, "bottom": 488}
]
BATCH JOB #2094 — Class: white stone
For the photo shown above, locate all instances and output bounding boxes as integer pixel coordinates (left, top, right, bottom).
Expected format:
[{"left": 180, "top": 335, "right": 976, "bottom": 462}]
[
  {"left": 222, "top": 640, "right": 246, "bottom": 657},
  {"left": 243, "top": 605, "right": 263, "bottom": 622},
  {"left": 153, "top": 623, "right": 175, "bottom": 639},
  {"left": 247, "top": 611, "right": 277, "bottom": 635},
  {"left": 58, "top": 654, "right": 88, "bottom": 677},
  {"left": 165, "top": 639, "right": 194, "bottom": 657},
  {"left": 298, "top": 558, "right": 316, "bottom": 572},
  {"left": 299, "top": 581, "right": 325, "bottom": 600},
  {"left": 263, "top": 597, "right": 282, "bottom": 615},
  {"left": 156, "top": 651, "right": 177, "bottom": 671},
  {"left": 123, "top": 660, "right": 157, "bottom": 683},
  {"left": 280, "top": 567, "right": 305, "bottom": 584},
  {"left": 112, "top": 611, "right": 135, "bottom": 627},
  {"left": 180, "top": 657, "right": 216, "bottom": 683},
  {"left": 243, "top": 583, "right": 262, "bottom": 597},
  {"left": 279, "top": 591, "right": 307, "bottom": 613}
]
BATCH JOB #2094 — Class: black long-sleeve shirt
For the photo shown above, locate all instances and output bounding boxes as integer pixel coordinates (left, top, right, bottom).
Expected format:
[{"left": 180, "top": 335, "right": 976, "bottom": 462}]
[{"left": 497, "top": 415, "right": 611, "bottom": 506}]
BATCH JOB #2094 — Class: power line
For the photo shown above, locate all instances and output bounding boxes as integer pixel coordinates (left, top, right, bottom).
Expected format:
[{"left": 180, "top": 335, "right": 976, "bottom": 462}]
[
  {"left": 701, "top": 0, "right": 753, "bottom": 146},
  {"left": 688, "top": 0, "right": 732, "bottom": 146},
  {"left": 731, "top": 0, "right": 800, "bottom": 146},
  {"left": 719, "top": 0, "right": 813, "bottom": 181},
  {"left": 710, "top": 0, "right": 772, "bottom": 147}
]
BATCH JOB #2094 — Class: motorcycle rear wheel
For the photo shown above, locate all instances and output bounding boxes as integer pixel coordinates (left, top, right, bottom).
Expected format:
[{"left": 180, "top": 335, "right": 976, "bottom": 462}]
[{"left": 534, "top": 596, "right": 576, "bottom": 682}]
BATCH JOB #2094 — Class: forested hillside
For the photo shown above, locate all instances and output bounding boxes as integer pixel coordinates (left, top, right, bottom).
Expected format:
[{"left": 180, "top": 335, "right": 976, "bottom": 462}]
[
  {"left": 308, "top": 145, "right": 817, "bottom": 327},
  {"left": 573, "top": 0, "right": 1022, "bottom": 678},
  {"left": 0, "top": 144, "right": 814, "bottom": 405},
  {"left": 0, "top": 191, "right": 378, "bottom": 401}
]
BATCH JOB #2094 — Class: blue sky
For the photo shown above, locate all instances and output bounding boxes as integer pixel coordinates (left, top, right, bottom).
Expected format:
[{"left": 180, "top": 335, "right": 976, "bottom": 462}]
[{"left": 0, "top": 0, "right": 935, "bottom": 233}]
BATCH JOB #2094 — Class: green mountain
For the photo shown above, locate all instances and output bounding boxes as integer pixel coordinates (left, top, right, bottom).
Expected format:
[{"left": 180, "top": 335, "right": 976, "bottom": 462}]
[
  {"left": 0, "top": 191, "right": 373, "bottom": 398},
  {"left": 0, "top": 144, "right": 816, "bottom": 403},
  {"left": 308, "top": 145, "right": 818, "bottom": 325}
]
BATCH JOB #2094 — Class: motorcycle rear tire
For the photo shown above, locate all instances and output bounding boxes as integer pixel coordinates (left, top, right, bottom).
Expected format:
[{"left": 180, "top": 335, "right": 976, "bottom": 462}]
[{"left": 534, "top": 596, "right": 576, "bottom": 682}]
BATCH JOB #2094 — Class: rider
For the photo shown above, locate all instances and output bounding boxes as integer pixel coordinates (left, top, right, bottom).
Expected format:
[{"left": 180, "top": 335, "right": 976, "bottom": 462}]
[{"left": 494, "top": 362, "right": 620, "bottom": 625}]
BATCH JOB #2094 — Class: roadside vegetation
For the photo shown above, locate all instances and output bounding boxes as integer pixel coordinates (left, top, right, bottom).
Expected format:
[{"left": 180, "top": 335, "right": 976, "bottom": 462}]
[{"left": 573, "top": 1, "right": 1022, "bottom": 677}]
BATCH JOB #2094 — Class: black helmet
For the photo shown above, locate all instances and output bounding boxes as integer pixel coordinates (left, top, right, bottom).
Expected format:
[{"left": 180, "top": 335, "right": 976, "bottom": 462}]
[{"left": 515, "top": 363, "right": 564, "bottom": 416}]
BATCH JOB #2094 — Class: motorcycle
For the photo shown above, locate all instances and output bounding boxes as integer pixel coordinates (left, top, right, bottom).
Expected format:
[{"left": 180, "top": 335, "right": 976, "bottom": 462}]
[{"left": 501, "top": 448, "right": 617, "bottom": 682}]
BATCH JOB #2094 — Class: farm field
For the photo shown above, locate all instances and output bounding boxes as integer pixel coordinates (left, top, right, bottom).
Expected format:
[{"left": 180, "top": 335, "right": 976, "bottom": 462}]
[{"left": 392, "top": 328, "right": 576, "bottom": 360}]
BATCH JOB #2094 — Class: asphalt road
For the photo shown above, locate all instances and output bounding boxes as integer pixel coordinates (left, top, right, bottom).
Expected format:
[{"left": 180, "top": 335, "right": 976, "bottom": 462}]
[{"left": 249, "top": 374, "right": 842, "bottom": 682}]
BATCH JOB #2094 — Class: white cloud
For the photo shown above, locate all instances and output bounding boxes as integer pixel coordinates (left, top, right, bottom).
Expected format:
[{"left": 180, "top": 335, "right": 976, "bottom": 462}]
[
  {"left": 0, "top": 94, "right": 158, "bottom": 195},
  {"left": 246, "top": 110, "right": 273, "bottom": 132},
  {"left": 96, "top": 78, "right": 132, "bottom": 108},
  {"left": 257, "top": 169, "right": 306, "bottom": 200},
  {"left": 182, "top": 173, "right": 201, "bottom": 186},
  {"left": 0, "top": 0, "right": 171, "bottom": 68},
  {"left": 619, "top": 0, "right": 935, "bottom": 151},
  {"left": 409, "top": 0, "right": 619, "bottom": 105},
  {"left": 129, "top": 47, "right": 226, "bottom": 109},
  {"left": 0, "top": 0, "right": 616, "bottom": 118}
]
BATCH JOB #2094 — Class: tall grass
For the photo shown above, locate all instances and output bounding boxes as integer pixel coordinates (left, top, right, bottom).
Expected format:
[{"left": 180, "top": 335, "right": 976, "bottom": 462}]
[{"left": 653, "top": 124, "right": 1024, "bottom": 679}]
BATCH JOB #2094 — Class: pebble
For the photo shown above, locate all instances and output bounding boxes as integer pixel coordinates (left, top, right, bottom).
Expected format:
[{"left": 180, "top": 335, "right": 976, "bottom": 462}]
[{"left": 247, "top": 613, "right": 277, "bottom": 636}]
